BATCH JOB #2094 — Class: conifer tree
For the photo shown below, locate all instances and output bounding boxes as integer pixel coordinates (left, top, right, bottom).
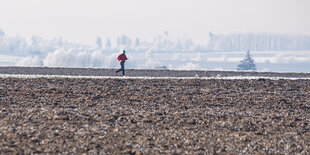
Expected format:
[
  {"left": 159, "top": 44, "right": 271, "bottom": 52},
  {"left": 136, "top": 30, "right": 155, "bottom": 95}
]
[{"left": 237, "top": 50, "right": 257, "bottom": 71}]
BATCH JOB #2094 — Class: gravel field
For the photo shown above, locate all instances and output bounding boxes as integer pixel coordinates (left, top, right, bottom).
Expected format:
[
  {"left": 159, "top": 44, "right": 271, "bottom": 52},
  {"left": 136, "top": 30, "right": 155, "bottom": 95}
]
[{"left": 0, "top": 67, "right": 309, "bottom": 154}]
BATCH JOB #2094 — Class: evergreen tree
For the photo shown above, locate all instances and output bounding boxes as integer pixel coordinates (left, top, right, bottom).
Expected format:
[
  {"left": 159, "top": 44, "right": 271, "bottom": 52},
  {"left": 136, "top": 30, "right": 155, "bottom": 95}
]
[{"left": 237, "top": 50, "right": 257, "bottom": 71}]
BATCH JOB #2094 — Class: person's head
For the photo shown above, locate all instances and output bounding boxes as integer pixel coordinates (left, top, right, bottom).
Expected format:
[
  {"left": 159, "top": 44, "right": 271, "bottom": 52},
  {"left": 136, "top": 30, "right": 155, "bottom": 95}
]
[{"left": 121, "top": 50, "right": 126, "bottom": 54}]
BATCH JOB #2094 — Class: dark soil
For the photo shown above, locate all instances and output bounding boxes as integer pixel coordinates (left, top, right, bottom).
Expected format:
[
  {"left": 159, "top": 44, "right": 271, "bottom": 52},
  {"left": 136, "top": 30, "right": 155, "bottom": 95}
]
[
  {"left": 0, "top": 67, "right": 309, "bottom": 154},
  {"left": 1, "top": 66, "right": 310, "bottom": 78}
]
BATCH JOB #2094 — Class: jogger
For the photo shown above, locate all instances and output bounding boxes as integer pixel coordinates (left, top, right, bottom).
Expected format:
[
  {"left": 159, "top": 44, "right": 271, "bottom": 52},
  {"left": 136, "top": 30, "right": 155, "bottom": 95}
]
[{"left": 116, "top": 50, "right": 128, "bottom": 76}]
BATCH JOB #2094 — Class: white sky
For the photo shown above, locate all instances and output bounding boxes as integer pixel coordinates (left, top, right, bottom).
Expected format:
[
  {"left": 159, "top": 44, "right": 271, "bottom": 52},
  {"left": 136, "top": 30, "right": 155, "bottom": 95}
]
[{"left": 1, "top": 0, "right": 310, "bottom": 45}]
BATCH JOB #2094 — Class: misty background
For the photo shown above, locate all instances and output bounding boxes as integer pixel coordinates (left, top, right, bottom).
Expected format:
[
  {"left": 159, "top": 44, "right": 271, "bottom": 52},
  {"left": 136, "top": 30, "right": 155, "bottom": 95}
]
[
  {"left": 1, "top": 29, "right": 310, "bottom": 72},
  {"left": 1, "top": 0, "right": 310, "bottom": 72}
]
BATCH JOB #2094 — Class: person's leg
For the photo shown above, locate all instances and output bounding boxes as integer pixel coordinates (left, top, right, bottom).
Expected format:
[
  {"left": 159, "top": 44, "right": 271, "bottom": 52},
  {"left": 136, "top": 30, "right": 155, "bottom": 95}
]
[
  {"left": 116, "top": 62, "right": 123, "bottom": 74},
  {"left": 121, "top": 62, "right": 125, "bottom": 76}
]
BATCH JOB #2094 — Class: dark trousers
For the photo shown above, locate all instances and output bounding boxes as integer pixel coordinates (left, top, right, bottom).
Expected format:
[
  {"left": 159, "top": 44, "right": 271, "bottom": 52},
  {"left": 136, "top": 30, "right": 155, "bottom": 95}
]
[{"left": 116, "top": 62, "right": 125, "bottom": 75}]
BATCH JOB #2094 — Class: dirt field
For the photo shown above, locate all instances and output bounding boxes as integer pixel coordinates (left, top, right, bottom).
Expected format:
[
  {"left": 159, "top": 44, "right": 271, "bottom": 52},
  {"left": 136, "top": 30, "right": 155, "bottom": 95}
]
[
  {"left": 0, "top": 67, "right": 309, "bottom": 154},
  {"left": 1, "top": 66, "right": 310, "bottom": 78}
]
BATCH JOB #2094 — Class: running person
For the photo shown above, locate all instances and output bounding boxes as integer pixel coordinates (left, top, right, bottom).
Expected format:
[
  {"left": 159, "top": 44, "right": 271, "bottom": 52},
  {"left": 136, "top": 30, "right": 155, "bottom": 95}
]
[{"left": 116, "top": 50, "right": 128, "bottom": 76}]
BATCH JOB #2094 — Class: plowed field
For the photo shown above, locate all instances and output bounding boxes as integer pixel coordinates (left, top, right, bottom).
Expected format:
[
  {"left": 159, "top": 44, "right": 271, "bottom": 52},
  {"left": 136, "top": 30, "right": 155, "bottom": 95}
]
[{"left": 0, "top": 67, "right": 309, "bottom": 154}]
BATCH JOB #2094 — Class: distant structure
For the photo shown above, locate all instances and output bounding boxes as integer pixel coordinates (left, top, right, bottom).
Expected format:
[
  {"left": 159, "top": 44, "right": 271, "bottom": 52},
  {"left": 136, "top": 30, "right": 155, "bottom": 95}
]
[
  {"left": 0, "top": 29, "right": 4, "bottom": 36},
  {"left": 207, "top": 33, "right": 310, "bottom": 51},
  {"left": 96, "top": 37, "right": 102, "bottom": 49},
  {"left": 105, "top": 38, "right": 112, "bottom": 48},
  {"left": 237, "top": 50, "right": 257, "bottom": 71},
  {"left": 155, "top": 65, "right": 168, "bottom": 70},
  {"left": 209, "top": 31, "right": 214, "bottom": 39}
]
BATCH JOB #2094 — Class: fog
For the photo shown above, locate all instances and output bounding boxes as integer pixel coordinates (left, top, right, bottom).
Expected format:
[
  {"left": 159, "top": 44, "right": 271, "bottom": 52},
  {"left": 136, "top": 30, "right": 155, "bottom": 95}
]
[{"left": 1, "top": 29, "right": 310, "bottom": 72}]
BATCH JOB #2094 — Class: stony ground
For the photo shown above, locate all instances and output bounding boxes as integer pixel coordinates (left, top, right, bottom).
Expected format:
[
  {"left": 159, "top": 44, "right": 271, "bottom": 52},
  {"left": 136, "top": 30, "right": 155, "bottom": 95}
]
[{"left": 0, "top": 73, "right": 309, "bottom": 154}]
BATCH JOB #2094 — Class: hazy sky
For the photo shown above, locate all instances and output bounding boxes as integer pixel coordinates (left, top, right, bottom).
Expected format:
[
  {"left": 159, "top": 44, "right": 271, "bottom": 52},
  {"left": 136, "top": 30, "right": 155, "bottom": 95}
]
[{"left": 1, "top": 0, "right": 310, "bottom": 44}]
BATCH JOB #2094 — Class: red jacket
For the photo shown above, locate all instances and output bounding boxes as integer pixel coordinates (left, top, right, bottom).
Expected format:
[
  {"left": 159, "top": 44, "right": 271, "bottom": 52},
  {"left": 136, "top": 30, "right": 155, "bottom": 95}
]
[{"left": 117, "top": 53, "right": 127, "bottom": 62}]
